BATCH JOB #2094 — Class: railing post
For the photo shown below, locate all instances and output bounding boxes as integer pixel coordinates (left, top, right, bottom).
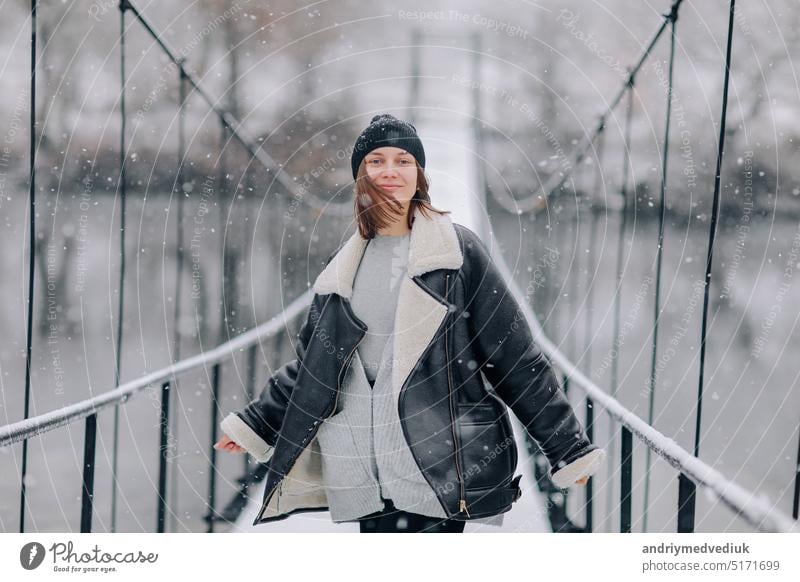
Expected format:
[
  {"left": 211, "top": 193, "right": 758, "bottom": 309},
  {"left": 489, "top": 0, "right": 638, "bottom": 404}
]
[
  {"left": 205, "top": 362, "right": 222, "bottom": 532},
  {"left": 80, "top": 415, "right": 98, "bottom": 532},
  {"left": 585, "top": 396, "right": 595, "bottom": 532},
  {"left": 792, "top": 426, "right": 799, "bottom": 520},
  {"left": 558, "top": 374, "right": 575, "bottom": 530},
  {"left": 677, "top": 473, "right": 696, "bottom": 532},
  {"left": 156, "top": 381, "right": 171, "bottom": 533},
  {"left": 620, "top": 427, "right": 633, "bottom": 533}
]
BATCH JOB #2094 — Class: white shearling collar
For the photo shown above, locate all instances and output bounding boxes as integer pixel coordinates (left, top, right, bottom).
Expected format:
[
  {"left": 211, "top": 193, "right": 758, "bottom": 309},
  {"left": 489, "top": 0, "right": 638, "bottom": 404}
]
[{"left": 312, "top": 206, "right": 463, "bottom": 298}]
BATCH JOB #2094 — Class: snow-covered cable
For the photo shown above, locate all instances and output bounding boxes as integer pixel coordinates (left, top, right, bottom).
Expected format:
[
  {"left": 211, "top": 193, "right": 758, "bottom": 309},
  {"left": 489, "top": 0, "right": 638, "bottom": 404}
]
[
  {"left": 0, "top": 290, "right": 313, "bottom": 449},
  {"left": 483, "top": 231, "right": 798, "bottom": 533}
]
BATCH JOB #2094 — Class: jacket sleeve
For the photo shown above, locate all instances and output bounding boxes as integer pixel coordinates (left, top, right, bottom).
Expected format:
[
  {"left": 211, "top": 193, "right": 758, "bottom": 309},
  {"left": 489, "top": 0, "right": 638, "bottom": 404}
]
[
  {"left": 221, "top": 247, "right": 341, "bottom": 462},
  {"left": 220, "top": 292, "right": 322, "bottom": 463},
  {"left": 459, "top": 227, "right": 605, "bottom": 488}
]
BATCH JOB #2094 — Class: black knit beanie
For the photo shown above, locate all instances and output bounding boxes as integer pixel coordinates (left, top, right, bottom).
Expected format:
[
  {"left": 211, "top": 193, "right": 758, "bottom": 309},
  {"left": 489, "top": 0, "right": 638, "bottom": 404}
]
[{"left": 351, "top": 113, "right": 426, "bottom": 180}]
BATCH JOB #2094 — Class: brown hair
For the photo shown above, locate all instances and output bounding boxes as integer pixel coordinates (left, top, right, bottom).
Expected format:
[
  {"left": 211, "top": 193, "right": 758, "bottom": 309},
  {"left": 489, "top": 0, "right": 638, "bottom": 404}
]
[{"left": 352, "top": 159, "right": 450, "bottom": 239}]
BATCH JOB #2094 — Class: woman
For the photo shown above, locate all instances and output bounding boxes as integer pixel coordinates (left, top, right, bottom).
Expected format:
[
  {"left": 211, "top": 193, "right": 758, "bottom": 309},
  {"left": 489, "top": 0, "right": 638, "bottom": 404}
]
[{"left": 214, "top": 113, "right": 604, "bottom": 533}]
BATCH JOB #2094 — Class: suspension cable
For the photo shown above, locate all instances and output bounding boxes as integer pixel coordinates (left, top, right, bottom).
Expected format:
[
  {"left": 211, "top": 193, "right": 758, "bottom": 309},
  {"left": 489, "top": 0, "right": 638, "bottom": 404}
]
[
  {"left": 642, "top": 1, "right": 680, "bottom": 533},
  {"left": 19, "top": 0, "right": 38, "bottom": 534},
  {"left": 607, "top": 80, "right": 636, "bottom": 532},
  {"left": 582, "top": 127, "right": 604, "bottom": 532},
  {"left": 121, "top": 1, "right": 350, "bottom": 217},
  {"left": 678, "top": 0, "right": 738, "bottom": 534},
  {"left": 583, "top": 127, "right": 605, "bottom": 381},
  {"left": 488, "top": 0, "right": 685, "bottom": 216},
  {"left": 108, "top": 1, "right": 131, "bottom": 533}
]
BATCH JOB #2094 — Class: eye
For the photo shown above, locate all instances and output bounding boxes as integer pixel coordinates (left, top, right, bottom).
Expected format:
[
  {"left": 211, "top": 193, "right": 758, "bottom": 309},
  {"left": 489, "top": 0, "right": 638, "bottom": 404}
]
[
  {"left": 400, "top": 159, "right": 412, "bottom": 165},
  {"left": 367, "top": 159, "right": 381, "bottom": 165}
]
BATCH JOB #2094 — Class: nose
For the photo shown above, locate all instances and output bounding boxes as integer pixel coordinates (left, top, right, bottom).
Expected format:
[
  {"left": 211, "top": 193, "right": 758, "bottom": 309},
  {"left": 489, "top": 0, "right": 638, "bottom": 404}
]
[{"left": 381, "top": 163, "right": 400, "bottom": 176}]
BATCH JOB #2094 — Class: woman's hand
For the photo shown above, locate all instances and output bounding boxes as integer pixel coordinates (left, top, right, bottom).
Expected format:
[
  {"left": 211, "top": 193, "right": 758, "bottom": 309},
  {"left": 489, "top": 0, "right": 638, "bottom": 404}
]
[
  {"left": 575, "top": 476, "right": 589, "bottom": 485},
  {"left": 213, "top": 434, "right": 245, "bottom": 454}
]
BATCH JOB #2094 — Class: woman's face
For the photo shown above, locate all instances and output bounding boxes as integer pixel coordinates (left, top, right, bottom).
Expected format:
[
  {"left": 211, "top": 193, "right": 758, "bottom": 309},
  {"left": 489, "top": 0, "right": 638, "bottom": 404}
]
[{"left": 364, "top": 146, "right": 418, "bottom": 206}]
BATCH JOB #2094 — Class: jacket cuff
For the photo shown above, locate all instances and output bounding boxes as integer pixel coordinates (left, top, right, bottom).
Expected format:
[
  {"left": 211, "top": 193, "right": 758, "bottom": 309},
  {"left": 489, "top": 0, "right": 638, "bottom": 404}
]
[
  {"left": 220, "top": 413, "right": 274, "bottom": 463},
  {"left": 551, "top": 448, "right": 605, "bottom": 489}
]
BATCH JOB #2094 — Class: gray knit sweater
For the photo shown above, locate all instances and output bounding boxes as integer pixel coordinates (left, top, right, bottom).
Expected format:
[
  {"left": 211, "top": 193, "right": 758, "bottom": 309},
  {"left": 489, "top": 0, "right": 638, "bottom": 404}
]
[
  {"left": 315, "top": 232, "right": 503, "bottom": 527},
  {"left": 351, "top": 232, "right": 410, "bottom": 386}
]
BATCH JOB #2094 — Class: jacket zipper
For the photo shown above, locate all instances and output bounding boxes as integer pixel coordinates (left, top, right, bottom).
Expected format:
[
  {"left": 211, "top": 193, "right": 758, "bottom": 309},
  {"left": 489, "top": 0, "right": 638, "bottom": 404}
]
[
  {"left": 444, "top": 273, "right": 470, "bottom": 517},
  {"left": 256, "top": 323, "right": 366, "bottom": 522},
  {"left": 331, "top": 332, "right": 366, "bottom": 420},
  {"left": 398, "top": 278, "right": 456, "bottom": 519}
]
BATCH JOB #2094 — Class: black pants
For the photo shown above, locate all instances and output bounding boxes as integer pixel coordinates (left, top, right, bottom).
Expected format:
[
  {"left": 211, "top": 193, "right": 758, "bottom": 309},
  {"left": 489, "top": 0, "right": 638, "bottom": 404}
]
[{"left": 357, "top": 499, "right": 465, "bottom": 533}]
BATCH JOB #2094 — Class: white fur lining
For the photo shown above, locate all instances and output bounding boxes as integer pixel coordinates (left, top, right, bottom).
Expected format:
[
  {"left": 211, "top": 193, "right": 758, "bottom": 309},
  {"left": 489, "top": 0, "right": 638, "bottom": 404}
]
[
  {"left": 312, "top": 235, "right": 369, "bottom": 298},
  {"left": 254, "top": 439, "right": 328, "bottom": 524},
  {"left": 312, "top": 206, "right": 463, "bottom": 299},
  {"left": 551, "top": 448, "right": 606, "bottom": 489},
  {"left": 392, "top": 276, "right": 449, "bottom": 399},
  {"left": 311, "top": 205, "right": 463, "bottom": 406},
  {"left": 220, "top": 413, "right": 274, "bottom": 463}
]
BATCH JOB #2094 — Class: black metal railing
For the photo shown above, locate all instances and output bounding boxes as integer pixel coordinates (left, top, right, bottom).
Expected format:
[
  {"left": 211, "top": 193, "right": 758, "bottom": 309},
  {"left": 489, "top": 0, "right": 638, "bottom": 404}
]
[
  {"left": 480, "top": 230, "right": 797, "bottom": 533},
  {"left": 2, "top": 288, "right": 311, "bottom": 531}
]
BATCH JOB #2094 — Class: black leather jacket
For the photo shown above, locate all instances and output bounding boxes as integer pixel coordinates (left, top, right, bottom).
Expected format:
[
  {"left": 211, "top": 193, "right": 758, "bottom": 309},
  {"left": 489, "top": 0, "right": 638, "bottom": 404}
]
[{"left": 224, "top": 209, "right": 601, "bottom": 525}]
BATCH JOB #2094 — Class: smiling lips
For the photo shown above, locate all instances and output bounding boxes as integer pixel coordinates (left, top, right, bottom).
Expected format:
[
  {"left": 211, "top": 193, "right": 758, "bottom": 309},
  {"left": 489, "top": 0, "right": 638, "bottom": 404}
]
[{"left": 378, "top": 184, "right": 403, "bottom": 189}]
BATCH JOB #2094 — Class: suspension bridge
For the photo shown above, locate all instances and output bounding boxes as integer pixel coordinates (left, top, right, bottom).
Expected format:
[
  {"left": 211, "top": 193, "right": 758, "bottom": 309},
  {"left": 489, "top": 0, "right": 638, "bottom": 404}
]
[{"left": 1, "top": 0, "right": 798, "bottom": 534}]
